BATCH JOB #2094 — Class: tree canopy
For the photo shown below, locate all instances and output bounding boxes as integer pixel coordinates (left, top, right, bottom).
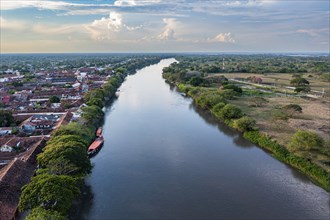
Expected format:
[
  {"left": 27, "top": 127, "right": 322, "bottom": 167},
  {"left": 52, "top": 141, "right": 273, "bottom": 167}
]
[{"left": 19, "top": 174, "right": 80, "bottom": 214}]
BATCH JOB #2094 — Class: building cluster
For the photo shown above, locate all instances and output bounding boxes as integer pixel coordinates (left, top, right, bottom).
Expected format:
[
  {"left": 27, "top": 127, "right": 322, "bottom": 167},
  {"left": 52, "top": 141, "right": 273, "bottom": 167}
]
[{"left": 0, "top": 65, "right": 113, "bottom": 219}]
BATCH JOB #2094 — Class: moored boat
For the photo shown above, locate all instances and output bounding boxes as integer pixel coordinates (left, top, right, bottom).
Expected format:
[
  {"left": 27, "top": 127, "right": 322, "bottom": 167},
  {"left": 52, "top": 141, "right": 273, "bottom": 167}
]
[
  {"left": 88, "top": 136, "right": 104, "bottom": 156},
  {"left": 96, "top": 127, "right": 103, "bottom": 137}
]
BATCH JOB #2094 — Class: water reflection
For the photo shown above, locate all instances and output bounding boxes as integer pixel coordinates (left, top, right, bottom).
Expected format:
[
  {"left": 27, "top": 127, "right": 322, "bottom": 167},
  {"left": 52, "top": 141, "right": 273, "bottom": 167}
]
[
  {"left": 192, "top": 103, "right": 237, "bottom": 137},
  {"left": 233, "top": 134, "right": 255, "bottom": 148},
  {"left": 70, "top": 183, "right": 94, "bottom": 220}
]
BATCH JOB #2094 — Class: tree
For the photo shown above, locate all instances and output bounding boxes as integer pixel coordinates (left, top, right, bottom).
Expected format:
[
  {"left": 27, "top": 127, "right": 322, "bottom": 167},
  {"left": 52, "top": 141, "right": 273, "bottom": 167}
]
[
  {"left": 82, "top": 105, "right": 104, "bottom": 126},
  {"left": 289, "top": 130, "right": 324, "bottom": 151},
  {"left": 219, "top": 104, "right": 243, "bottom": 120},
  {"left": 189, "top": 76, "right": 204, "bottom": 86},
  {"left": 26, "top": 207, "right": 66, "bottom": 220},
  {"left": 86, "top": 98, "right": 104, "bottom": 108},
  {"left": 290, "top": 77, "right": 310, "bottom": 93},
  {"left": 0, "top": 110, "right": 15, "bottom": 127},
  {"left": 38, "top": 141, "right": 91, "bottom": 175},
  {"left": 51, "top": 122, "right": 94, "bottom": 144},
  {"left": 19, "top": 174, "right": 80, "bottom": 214},
  {"left": 49, "top": 96, "right": 60, "bottom": 103},
  {"left": 233, "top": 116, "right": 257, "bottom": 132}
]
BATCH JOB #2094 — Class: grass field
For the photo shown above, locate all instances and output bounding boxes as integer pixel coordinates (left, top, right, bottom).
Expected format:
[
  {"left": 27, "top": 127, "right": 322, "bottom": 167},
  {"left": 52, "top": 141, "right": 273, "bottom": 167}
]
[
  {"left": 213, "top": 73, "right": 330, "bottom": 94},
  {"left": 229, "top": 95, "right": 330, "bottom": 171}
]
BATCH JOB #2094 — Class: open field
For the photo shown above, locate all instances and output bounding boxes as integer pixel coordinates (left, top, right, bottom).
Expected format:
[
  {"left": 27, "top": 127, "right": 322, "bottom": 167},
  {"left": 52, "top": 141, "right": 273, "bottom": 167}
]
[
  {"left": 214, "top": 73, "right": 330, "bottom": 94},
  {"left": 230, "top": 96, "right": 330, "bottom": 171}
]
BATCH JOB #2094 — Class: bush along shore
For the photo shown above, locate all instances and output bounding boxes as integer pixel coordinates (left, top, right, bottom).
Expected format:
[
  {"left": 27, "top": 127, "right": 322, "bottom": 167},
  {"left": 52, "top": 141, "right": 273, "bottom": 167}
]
[
  {"left": 18, "top": 57, "right": 164, "bottom": 219},
  {"left": 163, "top": 75, "right": 330, "bottom": 192}
]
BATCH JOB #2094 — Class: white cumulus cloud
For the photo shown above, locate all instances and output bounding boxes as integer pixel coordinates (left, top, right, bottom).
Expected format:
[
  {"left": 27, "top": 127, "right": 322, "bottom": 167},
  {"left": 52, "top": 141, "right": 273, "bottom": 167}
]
[
  {"left": 212, "top": 32, "right": 236, "bottom": 43},
  {"left": 158, "top": 18, "right": 177, "bottom": 40}
]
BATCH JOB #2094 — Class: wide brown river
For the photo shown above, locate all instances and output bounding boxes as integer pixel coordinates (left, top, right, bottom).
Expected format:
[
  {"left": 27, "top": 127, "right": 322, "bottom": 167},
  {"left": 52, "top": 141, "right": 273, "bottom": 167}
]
[{"left": 77, "top": 59, "right": 329, "bottom": 219}]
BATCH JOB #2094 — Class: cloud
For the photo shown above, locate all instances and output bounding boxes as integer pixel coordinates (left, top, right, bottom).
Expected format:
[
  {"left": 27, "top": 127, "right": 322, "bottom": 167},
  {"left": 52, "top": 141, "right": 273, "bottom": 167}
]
[
  {"left": 114, "top": 0, "right": 161, "bottom": 6},
  {"left": 84, "top": 12, "right": 143, "bottom": 40},
  {"left": 0, "top": 0, "right": 93, "bottom": 11},
  {"left": 157, "top": 18, "right": 177, "bottom": 40},
  {"left": 211, "top": 32, "right": 236, "bottom": 43},
  {"left": 296, "top": 28, "right": 329, "bottom": 37},
  {"left": 0, "top": 16, "right": 26, "bottom": 31}
]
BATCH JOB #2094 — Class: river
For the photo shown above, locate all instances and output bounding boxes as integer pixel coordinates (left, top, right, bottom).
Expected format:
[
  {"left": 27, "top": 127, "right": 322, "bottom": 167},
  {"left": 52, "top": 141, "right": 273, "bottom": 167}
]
[{"left": 77, "top": 59, "right": 329, "bottom": 219}]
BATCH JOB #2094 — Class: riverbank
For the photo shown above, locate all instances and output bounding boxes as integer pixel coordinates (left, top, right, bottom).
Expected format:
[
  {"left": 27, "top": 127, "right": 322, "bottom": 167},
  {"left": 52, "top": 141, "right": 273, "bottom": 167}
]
[
  {"left": 163, "top": 78, "right": 330, "bottom": 192},
  {"left": 17, "top": 56, "right": 165, "bottom": 219}
]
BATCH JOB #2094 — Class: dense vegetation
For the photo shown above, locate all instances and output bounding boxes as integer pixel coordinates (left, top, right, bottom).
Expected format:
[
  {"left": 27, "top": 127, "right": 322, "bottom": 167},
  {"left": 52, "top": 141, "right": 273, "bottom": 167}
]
[
  {"left": 163, "top": 55, "right": 330, "bottom": 192},
  {"left": 163, "top": 55, "right": 330, "bottom": 76},
  {"left": 18, "top": 56, "right": 163, "bottom": 219}
]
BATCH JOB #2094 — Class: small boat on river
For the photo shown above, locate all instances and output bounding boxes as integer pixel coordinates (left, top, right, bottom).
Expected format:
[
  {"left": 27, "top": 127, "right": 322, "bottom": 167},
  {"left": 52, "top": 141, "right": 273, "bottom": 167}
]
[
  {"left": 88, "top": 136, "right": 104, "bottom": 156},
  {"left": 96, "top": 127, "right": 103, "bottom": 137}
]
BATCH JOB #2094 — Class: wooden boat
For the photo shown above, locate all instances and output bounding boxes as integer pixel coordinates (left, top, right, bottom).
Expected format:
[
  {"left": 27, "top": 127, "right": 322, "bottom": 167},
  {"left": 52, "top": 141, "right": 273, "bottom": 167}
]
[
  {"left": 87, "top": 136, "right": 104, "bottom": 156},
  {"left": 96, "top": 127, "right": 102, "bottom": 137}
]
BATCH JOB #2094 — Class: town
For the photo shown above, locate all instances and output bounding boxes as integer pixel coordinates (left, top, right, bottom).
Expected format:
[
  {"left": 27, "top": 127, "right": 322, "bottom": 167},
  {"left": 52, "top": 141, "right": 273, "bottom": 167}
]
[{"left": 0, "top": 54, "right": 167, "bottom": 219}]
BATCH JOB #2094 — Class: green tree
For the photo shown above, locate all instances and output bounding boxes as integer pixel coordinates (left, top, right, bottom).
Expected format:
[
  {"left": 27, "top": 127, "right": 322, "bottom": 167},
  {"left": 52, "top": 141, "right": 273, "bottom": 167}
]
[
  {"left": 38, "top": 142, "right": 91, "bottom": 175},
  {"left": 290, "top": 77, "right": 310, "bottom": 93},
  {"left": 223, "top": 84, "right": 242, "bottom": 94},
  {"left": 219, "top": 104, "right": 243, "bottom": 120},
  {"left": 51, "top": 123, "right": 94, "bottom": 144},
  {"left": 289, "top": 130, "right": 324, "bottom": 151},
  {"left": 233, "top": 116, "right": 257, "bottom": 132},
  {"left": 19, "top": 174, "right": 80, "bottom": 214},
  {"left": 189, "top": 76, "right": 204, "bottom": 86},
  {"left": 26, "top": 207, "right": 66, "bottom": 220},
  {"left": 82, "top": 105, "right": 104, "bottom": 126},
  {"left": 86, "top": 98, "right": 104, "bottom": 108},
  {"left": 49, "top": 96, "right": 60, "bottom": 103},
  {"left": 0, "top": 110, "right": 15, "bottom": 127}
]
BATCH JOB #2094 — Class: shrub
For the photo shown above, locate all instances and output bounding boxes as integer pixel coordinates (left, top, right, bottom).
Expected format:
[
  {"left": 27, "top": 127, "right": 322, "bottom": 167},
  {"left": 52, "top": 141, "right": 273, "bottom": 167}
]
[
  {"left": 271, "top": 109, "right": 288, "bottom": 121},
  {"left": 223, "top": 84, "right": 242, "bottom": 94},
  {"left": 249, "top": 97, "right": 268, "bottom": 107},
  {"left": 195, "top": 91, "right": 225, "bottom": 109},
  {"left": 211, "top": 102, "right": 226, "bottom": 118},
  {"left": 219, "top": 104, "right": 243, "bottom": 120},
  {"left": 282, "top": 104, "right": 302, "bottom": 117},
  {"left": 219, "top": 89, "right": 238, "bottom": 100},
  {"left": 289, "top": 130, "right": 324, "bottom": 151},
  {"left": 233, "top": 116, "right": 257, "bottom": 132}
]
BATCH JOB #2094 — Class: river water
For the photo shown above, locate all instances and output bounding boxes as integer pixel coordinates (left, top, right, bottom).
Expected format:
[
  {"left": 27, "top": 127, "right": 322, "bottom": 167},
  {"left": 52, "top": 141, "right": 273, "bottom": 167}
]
[{"left": 78, "top": 59, "right": 329, "bottom": 219}]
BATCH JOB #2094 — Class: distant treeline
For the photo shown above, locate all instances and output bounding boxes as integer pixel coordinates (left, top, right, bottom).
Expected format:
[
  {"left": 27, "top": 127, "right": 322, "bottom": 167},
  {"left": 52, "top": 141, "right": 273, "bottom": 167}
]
[{"left": 170, "top": 55, "right": 330, "bottom": 74}]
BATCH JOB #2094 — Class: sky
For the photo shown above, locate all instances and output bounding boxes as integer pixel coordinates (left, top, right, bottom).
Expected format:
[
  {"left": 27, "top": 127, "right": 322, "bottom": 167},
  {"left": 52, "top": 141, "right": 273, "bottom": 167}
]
[{"left": 0, "top": 0, "right": 329, "bottom": 53}]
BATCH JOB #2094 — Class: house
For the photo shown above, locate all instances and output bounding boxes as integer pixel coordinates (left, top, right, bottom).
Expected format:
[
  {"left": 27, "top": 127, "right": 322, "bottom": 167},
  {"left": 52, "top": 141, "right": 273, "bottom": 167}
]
[
  {"left": 0, "top": 128, "right": 12, "bottom": 136},
  {"left": 0, "top": 145, "right": 13, "bottom": 153}
]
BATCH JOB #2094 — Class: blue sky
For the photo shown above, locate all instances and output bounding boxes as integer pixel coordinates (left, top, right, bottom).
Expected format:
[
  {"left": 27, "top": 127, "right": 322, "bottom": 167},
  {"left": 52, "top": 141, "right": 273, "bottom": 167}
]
[{"left": 0, "top": 0, "right": 329, "bottom": 53}]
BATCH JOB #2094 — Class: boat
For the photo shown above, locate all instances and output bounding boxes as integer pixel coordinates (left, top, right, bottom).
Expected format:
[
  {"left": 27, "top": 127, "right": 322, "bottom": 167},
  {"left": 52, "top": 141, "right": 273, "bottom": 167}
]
[
  {"left": 87, "top": 136, "right": 104, "bottom": 156},
  {"left": 96, "top": 127, "right": 102, "bottom": 137}
]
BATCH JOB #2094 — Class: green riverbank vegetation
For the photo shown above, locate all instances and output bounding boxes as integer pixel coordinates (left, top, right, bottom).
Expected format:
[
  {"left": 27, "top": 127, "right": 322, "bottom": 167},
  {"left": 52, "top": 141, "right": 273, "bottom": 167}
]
[
  {"left": 163, "top": 55, "right": 330, "bottom": 192},
  {"left": 18, "top": 56, "right": 164, "bottom": 219}
]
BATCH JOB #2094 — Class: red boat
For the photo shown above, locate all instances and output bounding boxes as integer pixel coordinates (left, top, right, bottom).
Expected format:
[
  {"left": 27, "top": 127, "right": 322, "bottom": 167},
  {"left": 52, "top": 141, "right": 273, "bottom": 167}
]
[
  {"left": 96, "top": 127, "right": 103, "bottom": 137},
  {"left": 88, "top": 136, "right": 104, "bottom": 156}
]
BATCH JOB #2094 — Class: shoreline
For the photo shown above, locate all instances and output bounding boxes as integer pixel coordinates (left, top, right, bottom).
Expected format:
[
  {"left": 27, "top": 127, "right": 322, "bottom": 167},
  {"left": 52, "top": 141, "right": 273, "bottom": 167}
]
[{"left": 165, "top": 79, "right": 330, "bottom": 192}]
